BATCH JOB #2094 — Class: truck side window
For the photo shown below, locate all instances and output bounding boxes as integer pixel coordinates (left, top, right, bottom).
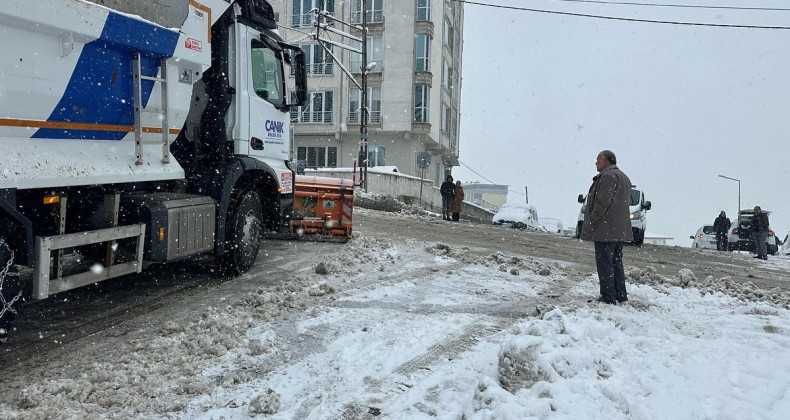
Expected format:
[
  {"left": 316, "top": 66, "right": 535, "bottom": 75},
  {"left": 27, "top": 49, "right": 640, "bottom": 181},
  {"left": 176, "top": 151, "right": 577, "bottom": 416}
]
[{"left": 251, "top": 39, "right": 283, "bottom": 105}]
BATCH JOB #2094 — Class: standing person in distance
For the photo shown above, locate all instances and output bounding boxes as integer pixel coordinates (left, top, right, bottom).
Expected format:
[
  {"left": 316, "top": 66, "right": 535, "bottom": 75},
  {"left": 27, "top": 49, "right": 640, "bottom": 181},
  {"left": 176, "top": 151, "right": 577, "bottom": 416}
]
[
  {"left": 451, "top": 180, "right": 464, "bottom": 222},
  {"left": 713, "top": 210, "right": 731, "bottom": 251},
  {"left": 751, "top": 206, "right": 770, "bottom": 260},
  {"left": 579, "top": 150, "right": 633, "bottom": 305},
  {"left": 439, "top": 175, "right": 455, "bottom": 221}
]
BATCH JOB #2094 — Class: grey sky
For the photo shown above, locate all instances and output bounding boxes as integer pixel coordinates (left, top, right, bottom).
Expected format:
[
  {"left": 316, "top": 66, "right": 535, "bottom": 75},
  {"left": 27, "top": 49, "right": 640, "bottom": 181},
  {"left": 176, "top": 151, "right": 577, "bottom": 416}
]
[{"left": 454, "top": 0, "right": 790, "bottom": 246}]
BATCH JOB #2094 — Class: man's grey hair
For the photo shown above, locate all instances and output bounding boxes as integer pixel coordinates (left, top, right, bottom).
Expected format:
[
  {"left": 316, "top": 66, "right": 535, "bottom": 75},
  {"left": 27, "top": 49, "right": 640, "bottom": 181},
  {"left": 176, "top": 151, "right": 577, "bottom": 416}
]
[{"left": 600, "top": 150, "right": 617, "bottom": 165}]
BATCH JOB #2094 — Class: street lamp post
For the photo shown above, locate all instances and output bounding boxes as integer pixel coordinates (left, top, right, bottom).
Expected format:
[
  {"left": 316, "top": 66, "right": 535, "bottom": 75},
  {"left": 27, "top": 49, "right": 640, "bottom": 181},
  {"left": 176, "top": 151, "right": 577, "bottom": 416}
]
[{"left": 717, "top": 174, "right": 741, "bottom": 216}]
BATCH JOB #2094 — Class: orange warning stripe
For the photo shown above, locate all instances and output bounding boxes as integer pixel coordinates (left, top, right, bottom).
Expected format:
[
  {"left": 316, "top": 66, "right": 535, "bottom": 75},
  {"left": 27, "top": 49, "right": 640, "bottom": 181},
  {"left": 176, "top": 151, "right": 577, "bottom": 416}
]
[
  {"left": 0, "top": 118, "right": 181, "bottom": 135},
  {"left": 189, "top": 0, "right": 212, "bottom": 44}
]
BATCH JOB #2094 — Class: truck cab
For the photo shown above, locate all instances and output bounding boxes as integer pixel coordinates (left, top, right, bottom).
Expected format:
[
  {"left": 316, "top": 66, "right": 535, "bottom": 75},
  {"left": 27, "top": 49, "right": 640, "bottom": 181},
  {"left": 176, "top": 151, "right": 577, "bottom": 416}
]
[{"left": 575, "top": 187, "right": 652, "bottom": 246}]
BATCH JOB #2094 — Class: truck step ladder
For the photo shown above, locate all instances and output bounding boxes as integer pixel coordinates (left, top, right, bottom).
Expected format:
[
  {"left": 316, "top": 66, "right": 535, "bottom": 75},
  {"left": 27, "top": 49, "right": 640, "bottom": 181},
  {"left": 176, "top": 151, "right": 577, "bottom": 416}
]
[{"left": 133, "top": 52, "right": 170, "bottom": 165}]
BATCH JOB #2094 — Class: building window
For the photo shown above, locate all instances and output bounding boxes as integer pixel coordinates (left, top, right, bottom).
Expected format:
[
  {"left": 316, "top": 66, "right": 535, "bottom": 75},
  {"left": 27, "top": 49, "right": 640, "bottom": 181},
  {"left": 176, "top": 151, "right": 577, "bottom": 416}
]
[
  {"left": 415, "top": 34, "right": 431, "bottom": 72},
  {"left": 298, "top": 44, "right": 334, "bottom": 75},
  {"left": 440, "top": 102, "right": 450, "bottom": 134},
  {"left": 416, "top": 0, "right": 431, "bottom": 21},
  {"left": 349, "top": 86, "right": 382, "bottom": 124},
  {"left": 290, "top": 91, "right": 334, "bottom": 123},
  {"left": 414, "top": 84, "right": 429, "bottom": 122},
  {"left": 349, "top": 36, "right": 383, "bottom": 73},
  {"left": 441, "top": 59, "right": 452, "bottom": 92},
  {"left": 368, "top": 145, "right": 386, "bottom": 167},
  {"left": 292, "top": 0, "right": 334, "bottom": 27},
  {"left": 297, "top": 146, "right": 338, "bottom": 168},
  {"left": 351, "top": 0, "right": 383, "bottom": 24},
  {"left": 443, "top": 17, "right": 453, "bottom": 53}
]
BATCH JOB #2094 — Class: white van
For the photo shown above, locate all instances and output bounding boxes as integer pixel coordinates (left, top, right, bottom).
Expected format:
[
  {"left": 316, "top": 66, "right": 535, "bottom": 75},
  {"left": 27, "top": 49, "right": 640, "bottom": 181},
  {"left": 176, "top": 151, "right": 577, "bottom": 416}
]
[{"left": 575, "top": 187, "right": 652, "bottom": 246}]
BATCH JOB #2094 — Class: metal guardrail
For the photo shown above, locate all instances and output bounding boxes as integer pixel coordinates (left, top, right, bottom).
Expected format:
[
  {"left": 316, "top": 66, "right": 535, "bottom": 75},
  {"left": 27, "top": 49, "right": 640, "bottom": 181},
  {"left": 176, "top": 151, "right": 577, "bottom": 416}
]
[
  {"left": 351, "top": 10, "right": 383, "bottom": 24},
  {"left": 348, "top": 111, "right": 381, "bottom": 124}
]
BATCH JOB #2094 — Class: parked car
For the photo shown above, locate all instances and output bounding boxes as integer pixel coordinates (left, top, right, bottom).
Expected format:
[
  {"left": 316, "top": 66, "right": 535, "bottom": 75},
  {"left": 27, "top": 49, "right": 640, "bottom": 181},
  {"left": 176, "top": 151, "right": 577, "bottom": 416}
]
[
  {"left": 726, "top": 209, "right": 778, "bottom": 254},
  {"left": 492, "top": 202, "right": 545, "bottom": 231},
  {"left": 690, "top": 225, "right": 717, "bottom": 249},
  {"left": 780, "top": 232, "right": 790, "bottom": 255}
]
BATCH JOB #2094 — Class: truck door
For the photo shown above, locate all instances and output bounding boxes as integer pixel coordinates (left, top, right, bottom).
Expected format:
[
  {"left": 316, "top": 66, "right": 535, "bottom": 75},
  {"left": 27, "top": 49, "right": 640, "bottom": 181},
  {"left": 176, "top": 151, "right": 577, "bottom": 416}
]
[{"left": 243, "top": 27, "right": 290, "bottom": 162}]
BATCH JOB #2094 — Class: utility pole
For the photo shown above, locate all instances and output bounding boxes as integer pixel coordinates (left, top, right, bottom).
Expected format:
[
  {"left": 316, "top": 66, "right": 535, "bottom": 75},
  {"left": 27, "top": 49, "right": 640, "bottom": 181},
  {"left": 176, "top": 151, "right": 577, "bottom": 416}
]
[
  {"left": 359, "top": 0, "right": 369, "bottom": 192},
  {"left": 311, "top": 0, "right": 370, "bottom": 191}
]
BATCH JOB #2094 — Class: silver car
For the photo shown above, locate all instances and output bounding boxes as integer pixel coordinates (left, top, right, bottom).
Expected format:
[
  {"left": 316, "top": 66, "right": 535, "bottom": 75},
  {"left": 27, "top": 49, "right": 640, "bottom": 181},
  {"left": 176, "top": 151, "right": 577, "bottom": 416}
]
[{"left": 690, "top": 225, "right": 717, "bottom": 249}]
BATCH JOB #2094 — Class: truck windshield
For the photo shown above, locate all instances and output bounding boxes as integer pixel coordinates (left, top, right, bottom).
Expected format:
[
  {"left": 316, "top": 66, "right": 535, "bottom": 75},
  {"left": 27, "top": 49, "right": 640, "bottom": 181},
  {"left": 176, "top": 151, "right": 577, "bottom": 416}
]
[
  {"left": 251, "top": 39, "right": 284, "bottom": 106},
  {"left": 629, "top": 189, "right": 641, "bottom": 206}
]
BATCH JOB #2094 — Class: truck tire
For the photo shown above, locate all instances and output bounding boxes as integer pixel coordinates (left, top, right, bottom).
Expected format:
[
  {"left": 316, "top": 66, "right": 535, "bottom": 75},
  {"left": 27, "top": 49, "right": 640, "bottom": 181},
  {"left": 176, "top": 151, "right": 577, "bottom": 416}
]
[
  {"left": 0, "top": 239, "right": 22, "bottom": 343},
  {"left": 575, "top": 221, "right": 583, "bottom": 239},
  {"left": 222, "top": 191, "right": 264, "bottom": 275}
]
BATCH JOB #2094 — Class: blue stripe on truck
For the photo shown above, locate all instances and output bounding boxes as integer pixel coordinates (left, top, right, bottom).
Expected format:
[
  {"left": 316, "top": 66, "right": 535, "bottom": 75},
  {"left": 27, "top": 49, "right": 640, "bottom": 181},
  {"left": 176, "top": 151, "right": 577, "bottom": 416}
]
[{"left": 33, "top": 12, "right": 180, "bottom": 140}]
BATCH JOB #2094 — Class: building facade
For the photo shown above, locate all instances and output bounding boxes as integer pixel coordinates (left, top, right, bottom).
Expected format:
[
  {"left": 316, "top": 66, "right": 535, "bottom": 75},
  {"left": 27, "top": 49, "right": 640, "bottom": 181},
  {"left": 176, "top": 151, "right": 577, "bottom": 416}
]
[
  {"left": 274, "top": 0, "right": 464, "bottom": 184},
  {"left": 462, "top": 182, "right": 508, "bottom": 212}
]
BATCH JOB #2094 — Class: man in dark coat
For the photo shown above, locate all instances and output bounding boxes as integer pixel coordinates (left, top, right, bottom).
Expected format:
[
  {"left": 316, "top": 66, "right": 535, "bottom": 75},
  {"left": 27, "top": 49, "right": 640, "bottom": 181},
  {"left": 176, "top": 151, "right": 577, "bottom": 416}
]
[
  {"left": 751, "top": 206, "right": 770, "bottom": 260},
  {"left": 439, "top": 175, "right": 455, "bottom": 221},
  {"left": 580, "top": 150, "right": 633, "bottom": 304},
  {"left": 713, "top": 211, "right": 731, "bottom": 251}
]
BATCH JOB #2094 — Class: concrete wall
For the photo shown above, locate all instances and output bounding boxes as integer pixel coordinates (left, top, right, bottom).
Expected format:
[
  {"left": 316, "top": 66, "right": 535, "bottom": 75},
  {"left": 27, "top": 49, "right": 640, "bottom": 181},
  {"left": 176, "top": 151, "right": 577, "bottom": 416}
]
[{"left": 303, "top": 168, "right": 494, "bottom": 224}]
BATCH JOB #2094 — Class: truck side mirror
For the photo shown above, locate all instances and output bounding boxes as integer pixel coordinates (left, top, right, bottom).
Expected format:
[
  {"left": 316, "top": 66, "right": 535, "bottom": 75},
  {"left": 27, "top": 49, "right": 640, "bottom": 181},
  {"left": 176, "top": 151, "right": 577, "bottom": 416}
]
[
  {"left": 577, "top": 194, "right": 585, "bottom": 204},
  {"left": 291, "top": 47, "right": 308, "bottom": 107},
  {"left": 280, "top": 43, "right": 308, "bottom": 107},
  {"left": 643, "top": 201, "right": 651, "bottom": 211}
]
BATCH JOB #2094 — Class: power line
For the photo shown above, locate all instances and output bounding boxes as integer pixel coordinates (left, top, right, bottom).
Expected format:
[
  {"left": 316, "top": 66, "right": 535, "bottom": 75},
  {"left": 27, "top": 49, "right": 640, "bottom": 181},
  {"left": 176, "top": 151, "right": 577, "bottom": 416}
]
[
  {"left": 458, "top": 160, "right": 526, "bottom": 195},
  {"left": 451, "top": 0, "right": 790, "bottom": 29},
  {"left": 533, "top": 0, "right": 790, "bottom": 12}
]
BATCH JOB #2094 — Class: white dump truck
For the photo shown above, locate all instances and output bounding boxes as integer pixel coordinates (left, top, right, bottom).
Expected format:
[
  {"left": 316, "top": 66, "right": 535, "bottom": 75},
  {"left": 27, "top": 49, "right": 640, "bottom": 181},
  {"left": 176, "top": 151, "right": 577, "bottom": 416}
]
[{"left": 0, "top": 0, "right": 308, "bottom": 339}]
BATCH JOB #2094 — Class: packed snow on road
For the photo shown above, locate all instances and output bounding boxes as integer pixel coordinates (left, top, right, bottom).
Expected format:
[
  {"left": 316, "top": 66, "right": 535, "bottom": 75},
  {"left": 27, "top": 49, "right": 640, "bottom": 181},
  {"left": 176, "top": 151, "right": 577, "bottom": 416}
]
[{"left": 1, "top": 206, "right": 790, "bottom": 419}]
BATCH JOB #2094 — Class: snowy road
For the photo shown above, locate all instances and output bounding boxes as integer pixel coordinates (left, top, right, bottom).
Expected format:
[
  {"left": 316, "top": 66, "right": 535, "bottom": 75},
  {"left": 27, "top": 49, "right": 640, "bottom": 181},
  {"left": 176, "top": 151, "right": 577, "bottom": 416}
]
[{"left": 1, "top": 208, "right": 789, "bottom": 419}]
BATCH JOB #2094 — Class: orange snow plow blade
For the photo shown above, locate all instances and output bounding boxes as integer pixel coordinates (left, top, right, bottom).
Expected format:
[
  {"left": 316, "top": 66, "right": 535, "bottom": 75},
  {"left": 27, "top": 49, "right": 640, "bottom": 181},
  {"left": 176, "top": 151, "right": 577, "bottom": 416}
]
[{"left": 289, "top": 175, "right": 354, "bottom": 240}]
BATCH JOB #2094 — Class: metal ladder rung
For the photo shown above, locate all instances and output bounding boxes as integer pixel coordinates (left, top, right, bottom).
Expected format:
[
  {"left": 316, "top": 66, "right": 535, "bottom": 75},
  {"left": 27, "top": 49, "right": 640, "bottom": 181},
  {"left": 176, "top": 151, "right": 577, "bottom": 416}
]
[
  {"left": 140, "top": 75, "right": 166, "bottom": 83},
  {"left": 133, "top": 51, "right": 170, "bottom": 166}
]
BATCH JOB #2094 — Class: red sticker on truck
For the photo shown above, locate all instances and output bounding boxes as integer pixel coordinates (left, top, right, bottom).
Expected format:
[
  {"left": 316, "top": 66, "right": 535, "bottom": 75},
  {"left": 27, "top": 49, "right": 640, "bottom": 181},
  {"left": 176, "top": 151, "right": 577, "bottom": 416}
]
[
  {"left": 280, "top": 172, "right": 293, "bottom": 193},
  {"left": 185, "top": 38, "right": 202, "bottom": 52}
]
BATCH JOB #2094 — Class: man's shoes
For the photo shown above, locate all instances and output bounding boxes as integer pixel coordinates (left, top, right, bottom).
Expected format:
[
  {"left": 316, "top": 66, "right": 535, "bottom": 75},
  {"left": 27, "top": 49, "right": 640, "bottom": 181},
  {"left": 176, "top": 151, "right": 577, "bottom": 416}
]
[
  {"left": 762, "top": 256, "right": 768, "bottom": 260},
  {"left": 617, "top": 297, "right": 628, "bottom": 303},
  {"left": 588, "top": 296, "right": 616, "bottom": 305}
]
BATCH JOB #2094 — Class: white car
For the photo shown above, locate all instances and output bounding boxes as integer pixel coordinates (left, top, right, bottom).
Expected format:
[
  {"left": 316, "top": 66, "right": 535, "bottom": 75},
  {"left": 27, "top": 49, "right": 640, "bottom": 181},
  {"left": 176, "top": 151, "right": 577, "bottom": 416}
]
[
  {"left": 690, "top": 225, "right": 717, "bottom": 249},
  {"left": 492, "top": 202, "right": 545, "bottom": 231}
]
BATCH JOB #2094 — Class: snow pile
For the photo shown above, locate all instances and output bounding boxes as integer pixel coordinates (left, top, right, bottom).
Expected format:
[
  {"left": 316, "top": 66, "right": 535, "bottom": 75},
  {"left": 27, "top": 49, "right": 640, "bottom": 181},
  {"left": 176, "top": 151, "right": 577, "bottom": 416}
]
[
  {"left": 497, "top": 336, "right": 549, "bottom": 393},
  {"left": 354, "top": 191, "right": 433, "bottom": 216},
  {"left": 625, "top": 266, "right": 790, "bottom": 309}
]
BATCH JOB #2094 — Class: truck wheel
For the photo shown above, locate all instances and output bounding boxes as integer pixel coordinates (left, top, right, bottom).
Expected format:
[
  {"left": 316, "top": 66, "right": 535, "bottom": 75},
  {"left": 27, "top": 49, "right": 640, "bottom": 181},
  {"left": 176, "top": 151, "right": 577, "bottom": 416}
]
[
  {"left": 222, "top": 191, "right": 264, "bottom": 274},
  {"left": 0, "top": 239, "right": 22, "bottom": 343},
  {"left": 575, "top": 221, "right": 583, "bottom": 239}
]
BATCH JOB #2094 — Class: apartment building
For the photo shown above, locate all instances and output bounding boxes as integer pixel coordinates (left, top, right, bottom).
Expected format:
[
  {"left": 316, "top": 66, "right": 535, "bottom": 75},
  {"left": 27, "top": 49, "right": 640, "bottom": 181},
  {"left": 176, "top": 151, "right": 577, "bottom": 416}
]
[{"left": 274, "top": 0, "right": 464, "bottom": 184}]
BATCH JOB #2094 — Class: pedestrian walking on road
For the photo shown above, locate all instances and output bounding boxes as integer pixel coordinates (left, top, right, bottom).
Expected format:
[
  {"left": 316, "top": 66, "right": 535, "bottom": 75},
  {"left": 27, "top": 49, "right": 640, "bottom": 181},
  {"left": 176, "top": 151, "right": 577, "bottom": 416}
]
[
  {"left": 579, "top": 150, "right": 633, "bottom": 305},
  {"left": 439, "top": 175, "right": 455, "bottom": 221},
  {"left": 713, "top": 210, "right": 731, "bottom": 251},
  {"left": 751, "top": 206, "right": 770, "bottom": 260},
  {"left": 451, "top": 180, "right": 464, "bottom": 222}
]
